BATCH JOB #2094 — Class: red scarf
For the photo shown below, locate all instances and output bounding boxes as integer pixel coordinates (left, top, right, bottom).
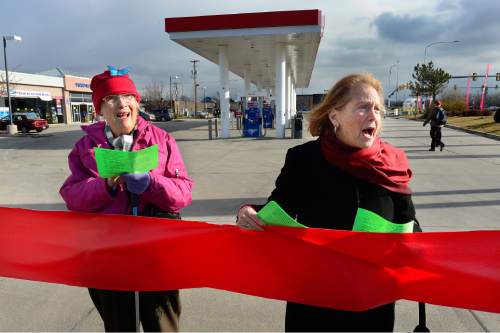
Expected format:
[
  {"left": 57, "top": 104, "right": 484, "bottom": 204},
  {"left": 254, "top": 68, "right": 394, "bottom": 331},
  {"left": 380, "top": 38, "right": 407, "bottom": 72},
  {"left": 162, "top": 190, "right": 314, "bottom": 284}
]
[{"left": 320, "top": 132, "right": 412, "bottom": 194}]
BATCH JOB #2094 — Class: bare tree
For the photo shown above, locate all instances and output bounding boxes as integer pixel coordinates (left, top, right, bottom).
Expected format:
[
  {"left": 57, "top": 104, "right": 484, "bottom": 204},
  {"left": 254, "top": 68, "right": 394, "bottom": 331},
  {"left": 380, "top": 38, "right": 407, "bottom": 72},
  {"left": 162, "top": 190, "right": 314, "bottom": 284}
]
[
  {"left": 142, "top": 80, "right": 167, "bottom": 110},
  {"left": 0, "top": 71, "right": 21, "bottom": 99}
]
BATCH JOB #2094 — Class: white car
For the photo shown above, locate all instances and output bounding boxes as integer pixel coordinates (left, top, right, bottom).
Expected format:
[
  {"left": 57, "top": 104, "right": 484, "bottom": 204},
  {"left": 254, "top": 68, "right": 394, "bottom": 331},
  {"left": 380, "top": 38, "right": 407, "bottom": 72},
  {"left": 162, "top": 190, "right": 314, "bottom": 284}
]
[{"left": 139, "top": 110, "right": 156, "bottom": 121}]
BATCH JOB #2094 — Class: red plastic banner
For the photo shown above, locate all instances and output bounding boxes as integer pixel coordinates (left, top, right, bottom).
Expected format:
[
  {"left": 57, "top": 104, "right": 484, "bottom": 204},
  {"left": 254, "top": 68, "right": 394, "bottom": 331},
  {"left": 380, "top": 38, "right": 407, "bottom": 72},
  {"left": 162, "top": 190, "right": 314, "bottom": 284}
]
[{"left": 0, "top": 207, "right": 499, "bottom": 313}]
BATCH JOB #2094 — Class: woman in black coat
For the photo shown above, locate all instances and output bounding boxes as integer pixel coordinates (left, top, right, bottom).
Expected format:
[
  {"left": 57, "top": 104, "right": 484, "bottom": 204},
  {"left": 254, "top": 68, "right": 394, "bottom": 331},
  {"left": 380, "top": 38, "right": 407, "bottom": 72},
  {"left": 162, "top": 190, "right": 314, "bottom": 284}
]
[{"left": 237, "top": 74, "right": 416, "bottom": 332}]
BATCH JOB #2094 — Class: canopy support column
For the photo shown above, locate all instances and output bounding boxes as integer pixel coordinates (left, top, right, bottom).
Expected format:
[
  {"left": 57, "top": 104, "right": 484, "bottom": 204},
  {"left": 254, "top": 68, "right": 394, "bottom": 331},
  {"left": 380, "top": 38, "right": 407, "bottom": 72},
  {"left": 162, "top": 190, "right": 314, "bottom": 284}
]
[
  {"left": 219, "top": 45, "right": 230, "bottom": 138},
  {"left": 275, "top": 44, "right": 286, "bottom": 138},
  {"left": 286, "top": 65, "right": 292, "bottom": 127},
  {"left": 243, "top": 66, "right": 251, "bottom": 110}
]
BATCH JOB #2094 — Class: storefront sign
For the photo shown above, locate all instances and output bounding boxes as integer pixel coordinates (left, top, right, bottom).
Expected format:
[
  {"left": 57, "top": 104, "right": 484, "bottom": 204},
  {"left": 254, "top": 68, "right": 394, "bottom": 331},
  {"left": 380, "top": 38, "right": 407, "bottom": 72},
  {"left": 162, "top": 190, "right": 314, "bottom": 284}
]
[
  {"left": 56, "top": 100, "right": 63, "bottom": 115},
  {"left": 75, "top": 82, "right": 90, "bottom": 89},
  {"left": 10, "top": 90, "right": 52, "bottom": 101},
  {"left": 64, "top": 76, "right": 92, "bottom": 92}
]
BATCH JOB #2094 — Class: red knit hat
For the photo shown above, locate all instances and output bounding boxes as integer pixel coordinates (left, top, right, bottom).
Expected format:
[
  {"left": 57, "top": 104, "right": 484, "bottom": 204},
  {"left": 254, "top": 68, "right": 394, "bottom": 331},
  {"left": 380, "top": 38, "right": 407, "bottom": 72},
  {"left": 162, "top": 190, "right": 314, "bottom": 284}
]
[{"left": 90, "top": 68, "right": 140, "bottom": 114}]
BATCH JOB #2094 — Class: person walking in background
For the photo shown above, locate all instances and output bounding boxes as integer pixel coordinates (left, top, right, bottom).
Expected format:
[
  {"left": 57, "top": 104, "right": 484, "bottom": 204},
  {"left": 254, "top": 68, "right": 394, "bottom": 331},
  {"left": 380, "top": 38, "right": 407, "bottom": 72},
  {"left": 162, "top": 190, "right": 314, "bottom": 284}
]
[
  {"left": 60, "top": 66, "right": 193, "bottom": 332},
  {"left": 236, "top": 73, "right": 417, "bottom": 332},
  {"left": 423, "top": 100, "right": 447, "bottom": 151}
]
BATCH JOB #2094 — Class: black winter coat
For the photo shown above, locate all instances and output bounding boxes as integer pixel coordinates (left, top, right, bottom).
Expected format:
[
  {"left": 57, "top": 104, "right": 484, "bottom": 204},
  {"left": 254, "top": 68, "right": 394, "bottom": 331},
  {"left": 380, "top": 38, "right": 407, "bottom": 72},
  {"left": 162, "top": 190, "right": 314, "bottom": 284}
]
[{"left": 267, "top": 139, "right": 416, "bottom": 332}]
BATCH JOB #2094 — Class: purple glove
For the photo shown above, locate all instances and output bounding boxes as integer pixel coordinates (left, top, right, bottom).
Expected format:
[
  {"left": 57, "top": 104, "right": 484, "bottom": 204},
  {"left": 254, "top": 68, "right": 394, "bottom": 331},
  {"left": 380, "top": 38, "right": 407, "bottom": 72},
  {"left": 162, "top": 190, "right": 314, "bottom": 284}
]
[{"left": 121, "top": 173, "right": 151, "bottom": 194}]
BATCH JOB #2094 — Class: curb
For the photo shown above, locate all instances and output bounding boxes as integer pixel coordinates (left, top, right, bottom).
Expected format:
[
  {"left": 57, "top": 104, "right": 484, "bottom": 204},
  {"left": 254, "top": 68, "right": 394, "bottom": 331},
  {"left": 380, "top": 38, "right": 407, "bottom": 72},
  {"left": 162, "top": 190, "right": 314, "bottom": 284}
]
[
  {"left": 444, "top": 123, "right": 500, "bottom": 141},
  {"left": 402, "top": 117, "right": 500, "bottom": 142}
]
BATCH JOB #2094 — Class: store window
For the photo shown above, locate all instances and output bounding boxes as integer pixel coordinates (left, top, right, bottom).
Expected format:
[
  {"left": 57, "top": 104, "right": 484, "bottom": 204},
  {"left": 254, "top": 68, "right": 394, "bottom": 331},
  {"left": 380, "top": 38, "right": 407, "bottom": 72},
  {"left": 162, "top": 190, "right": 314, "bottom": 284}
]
[
  {"left": 8, "top": 97, "right": 59, "bottom": 124},
  {"left": 70, "top": 92, "right": 92, "bottom": 103},
  {"left": 70, "top": 92, "right": 93, "bottom": 123}
]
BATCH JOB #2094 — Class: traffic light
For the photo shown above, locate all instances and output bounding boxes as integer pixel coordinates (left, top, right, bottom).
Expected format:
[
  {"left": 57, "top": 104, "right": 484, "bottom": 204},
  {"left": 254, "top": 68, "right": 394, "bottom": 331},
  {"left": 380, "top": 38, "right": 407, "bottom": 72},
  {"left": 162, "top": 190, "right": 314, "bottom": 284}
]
[
  {"left": 472, "top": 73, "right": 477, "bottom": 81},
  {"left": 496, "top": 73, "right": 500, "bottom": 81}
]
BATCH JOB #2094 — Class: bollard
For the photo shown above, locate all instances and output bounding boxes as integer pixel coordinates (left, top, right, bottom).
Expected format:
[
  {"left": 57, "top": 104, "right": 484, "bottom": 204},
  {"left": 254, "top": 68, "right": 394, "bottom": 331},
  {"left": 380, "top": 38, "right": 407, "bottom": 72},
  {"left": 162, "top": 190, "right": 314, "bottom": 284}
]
[
  {"left": 214, "top": 118, "right": 219, "bottom": 138},
  {"left": 208, "top": 119, "right": 213, "bottom": 140}
]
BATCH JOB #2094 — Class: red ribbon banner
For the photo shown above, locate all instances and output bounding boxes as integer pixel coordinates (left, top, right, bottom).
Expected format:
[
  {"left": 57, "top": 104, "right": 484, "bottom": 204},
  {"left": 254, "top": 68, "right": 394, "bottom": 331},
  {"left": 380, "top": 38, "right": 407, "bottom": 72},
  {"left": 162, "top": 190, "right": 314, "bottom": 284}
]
[{"left": 1, "top": 207, "right": 499, "bottom": 313}]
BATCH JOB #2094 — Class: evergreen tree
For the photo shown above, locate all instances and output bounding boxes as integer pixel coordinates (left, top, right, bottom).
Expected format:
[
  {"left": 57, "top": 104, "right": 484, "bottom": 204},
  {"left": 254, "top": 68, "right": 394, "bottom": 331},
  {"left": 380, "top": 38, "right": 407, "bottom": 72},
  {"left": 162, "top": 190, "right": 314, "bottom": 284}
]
[{"left": 409, "top": 61, "right": 452, "bottom": 100}]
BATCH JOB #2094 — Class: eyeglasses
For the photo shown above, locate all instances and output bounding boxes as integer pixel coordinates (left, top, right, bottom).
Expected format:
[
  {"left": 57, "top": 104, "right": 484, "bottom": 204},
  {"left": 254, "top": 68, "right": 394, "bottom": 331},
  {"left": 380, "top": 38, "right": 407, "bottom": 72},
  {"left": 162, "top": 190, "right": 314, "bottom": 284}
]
[{"left": 102, "top": 94, "right": 136, "bottom": 105}]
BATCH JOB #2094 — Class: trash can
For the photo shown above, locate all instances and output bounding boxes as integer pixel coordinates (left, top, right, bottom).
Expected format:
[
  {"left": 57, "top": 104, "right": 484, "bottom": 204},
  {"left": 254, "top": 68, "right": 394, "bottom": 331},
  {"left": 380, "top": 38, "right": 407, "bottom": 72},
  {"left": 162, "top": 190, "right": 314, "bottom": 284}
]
[{"left": 293, "top": 114, "right": 303, "bottom": 139}]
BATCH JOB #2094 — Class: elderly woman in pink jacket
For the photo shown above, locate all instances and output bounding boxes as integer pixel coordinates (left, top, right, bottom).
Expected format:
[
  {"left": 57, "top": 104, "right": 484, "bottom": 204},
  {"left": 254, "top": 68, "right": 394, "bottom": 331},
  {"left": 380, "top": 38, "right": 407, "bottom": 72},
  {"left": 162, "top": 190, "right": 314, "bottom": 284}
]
[{"left": 60, "top": 67, "right": 193, "bottom": 332}]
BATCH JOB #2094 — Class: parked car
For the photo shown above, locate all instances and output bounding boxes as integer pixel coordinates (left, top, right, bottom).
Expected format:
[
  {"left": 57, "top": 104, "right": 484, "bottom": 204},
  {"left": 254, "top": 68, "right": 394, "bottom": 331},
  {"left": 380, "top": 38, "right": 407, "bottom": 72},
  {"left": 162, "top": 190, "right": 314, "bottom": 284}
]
[
  {"left": 139, "top": 110, "right": 156, "bottom": 122},
  {"left": 0, "top": 112, "right": 49, "bottom": 133},
  {"left": 150, "top": 109, "right": 172, "bottom": 121},
  {"left": 196, "top": 110, "right": 209, "bottom": 119}
]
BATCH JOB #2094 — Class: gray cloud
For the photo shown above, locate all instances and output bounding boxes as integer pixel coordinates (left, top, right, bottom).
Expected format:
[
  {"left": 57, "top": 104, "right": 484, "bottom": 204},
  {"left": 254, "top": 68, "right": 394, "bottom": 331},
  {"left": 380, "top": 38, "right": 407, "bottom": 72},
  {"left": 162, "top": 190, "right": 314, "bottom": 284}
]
[
  {"left": 372, "top": 13, "right": 446, "bottom": 43},
  {"left": 373, "top": 0, "right": 500, "bottom": 48}
]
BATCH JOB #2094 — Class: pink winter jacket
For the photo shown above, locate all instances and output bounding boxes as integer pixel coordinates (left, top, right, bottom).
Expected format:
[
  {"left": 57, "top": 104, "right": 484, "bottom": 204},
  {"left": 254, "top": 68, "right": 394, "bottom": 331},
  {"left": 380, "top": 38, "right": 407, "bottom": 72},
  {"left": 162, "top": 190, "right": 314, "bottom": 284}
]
[{"left": 60, "top": 117, "right": 193, "bottom": 215}]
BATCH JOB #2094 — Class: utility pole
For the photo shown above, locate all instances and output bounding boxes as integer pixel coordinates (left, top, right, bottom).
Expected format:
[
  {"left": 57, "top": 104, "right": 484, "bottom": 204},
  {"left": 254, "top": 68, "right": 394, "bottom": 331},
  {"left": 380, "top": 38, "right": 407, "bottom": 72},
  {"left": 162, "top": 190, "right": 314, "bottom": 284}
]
[
  {"left": 395, "top": 60, "right": 400, "bottom": 108},
  {"left": 191, "top": 60, "right": 199, "bottom": 117},
  {"left": 169, "top": 76, "right": 173, "bottom": 115},
  {"left": 169, "top": 75, "right": 179, "bottom": 117}
]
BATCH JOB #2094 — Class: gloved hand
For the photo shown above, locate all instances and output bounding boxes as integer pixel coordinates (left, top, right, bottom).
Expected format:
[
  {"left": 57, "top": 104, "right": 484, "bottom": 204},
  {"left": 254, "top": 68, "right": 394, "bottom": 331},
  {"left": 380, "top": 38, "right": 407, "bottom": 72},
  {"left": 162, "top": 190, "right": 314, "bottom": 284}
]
[{"left": 121, "top": 173, "right": 151, "bottom": 194}]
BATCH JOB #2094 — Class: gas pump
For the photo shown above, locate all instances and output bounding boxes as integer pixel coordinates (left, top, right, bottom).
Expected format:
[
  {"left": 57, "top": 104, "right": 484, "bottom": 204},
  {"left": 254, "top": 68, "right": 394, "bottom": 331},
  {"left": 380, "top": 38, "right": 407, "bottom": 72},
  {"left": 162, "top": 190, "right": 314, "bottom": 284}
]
[
  {"left": 262, "top": 98, "right": 274, "bottom": 129},
  {"left": 242, "top": 98, "right": 262, "bottom": 137}
]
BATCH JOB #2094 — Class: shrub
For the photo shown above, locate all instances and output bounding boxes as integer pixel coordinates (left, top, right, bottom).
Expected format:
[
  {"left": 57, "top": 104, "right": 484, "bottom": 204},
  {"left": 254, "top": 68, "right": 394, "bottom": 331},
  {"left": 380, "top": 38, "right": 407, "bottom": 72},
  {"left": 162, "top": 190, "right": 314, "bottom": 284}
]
[
  {"left": 460, "top": 110, "right": 492, "bottom": 117},
  {"left": 443, "top": 99, "right": 466, "bottom": 113}
]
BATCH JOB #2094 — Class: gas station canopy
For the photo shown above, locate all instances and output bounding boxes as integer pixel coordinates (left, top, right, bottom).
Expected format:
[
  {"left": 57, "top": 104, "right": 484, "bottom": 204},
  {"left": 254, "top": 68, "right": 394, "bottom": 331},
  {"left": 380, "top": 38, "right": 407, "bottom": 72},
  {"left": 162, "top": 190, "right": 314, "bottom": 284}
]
[{"left": 164, "top": 9, "right": 323, "bottom": 89}]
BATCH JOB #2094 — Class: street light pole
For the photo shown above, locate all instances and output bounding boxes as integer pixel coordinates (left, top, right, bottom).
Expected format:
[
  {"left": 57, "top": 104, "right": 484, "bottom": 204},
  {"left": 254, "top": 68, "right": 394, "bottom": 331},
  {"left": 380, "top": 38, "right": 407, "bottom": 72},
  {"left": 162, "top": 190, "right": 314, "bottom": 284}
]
[
  {"left": 424, "top": 40, "right": 460, "bottom": 64},
  {"left": 388, "top": 63, "right": 397, "bottom": 108},
  {"left": 202, "top": 86, "right": 206, "bottom": 113},
  {"left": 2, "top": 35, "right": 22, "bottom": 135},
  {"left": 421, "top": 40, "right": 459, "bottom": 113}
]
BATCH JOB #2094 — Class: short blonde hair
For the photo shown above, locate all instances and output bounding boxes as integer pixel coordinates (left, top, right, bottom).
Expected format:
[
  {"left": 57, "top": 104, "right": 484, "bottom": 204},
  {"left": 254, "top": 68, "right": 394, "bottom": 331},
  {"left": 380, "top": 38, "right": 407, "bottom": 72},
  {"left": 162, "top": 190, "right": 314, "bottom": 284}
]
[{"left": 309, "top": 73, "right": 384, "bottom": 136}]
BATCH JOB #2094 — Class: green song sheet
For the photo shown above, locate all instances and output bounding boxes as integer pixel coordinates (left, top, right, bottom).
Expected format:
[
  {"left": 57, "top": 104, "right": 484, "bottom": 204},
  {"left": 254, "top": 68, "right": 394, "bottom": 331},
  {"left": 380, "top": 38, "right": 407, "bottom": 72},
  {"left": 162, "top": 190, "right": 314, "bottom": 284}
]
[
  {"left": 94, "top": 145, "right": 159, "bottom": 178},
  {"left": 352, "top": 208, "right": 414, "bottom": 233},
  {"left": 257, "top": 201, "right": 307, "bottom": 228}
]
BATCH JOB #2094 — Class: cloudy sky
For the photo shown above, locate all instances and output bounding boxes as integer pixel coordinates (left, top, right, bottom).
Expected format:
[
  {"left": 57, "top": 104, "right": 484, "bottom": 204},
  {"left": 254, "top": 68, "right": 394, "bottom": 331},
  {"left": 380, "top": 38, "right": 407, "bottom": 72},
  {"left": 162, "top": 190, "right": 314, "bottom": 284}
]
[{"left": 1, "top": 0, "right": 499, "bottom": 100}]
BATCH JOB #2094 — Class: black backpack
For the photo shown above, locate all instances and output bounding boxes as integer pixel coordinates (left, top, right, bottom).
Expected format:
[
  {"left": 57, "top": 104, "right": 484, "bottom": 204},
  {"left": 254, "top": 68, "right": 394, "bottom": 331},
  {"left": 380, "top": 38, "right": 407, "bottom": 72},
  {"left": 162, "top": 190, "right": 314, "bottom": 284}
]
[{"left": 435, "top": 107, "right": 447, "bottom": 126}]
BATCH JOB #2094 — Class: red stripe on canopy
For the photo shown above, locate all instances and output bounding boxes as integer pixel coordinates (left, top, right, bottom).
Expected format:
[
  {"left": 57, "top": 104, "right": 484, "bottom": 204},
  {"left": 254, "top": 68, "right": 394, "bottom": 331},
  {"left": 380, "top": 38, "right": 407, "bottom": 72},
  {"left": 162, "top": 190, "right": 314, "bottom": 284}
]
[{"left": 165, "top": 10, "right": 322, "bottom": 33}]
